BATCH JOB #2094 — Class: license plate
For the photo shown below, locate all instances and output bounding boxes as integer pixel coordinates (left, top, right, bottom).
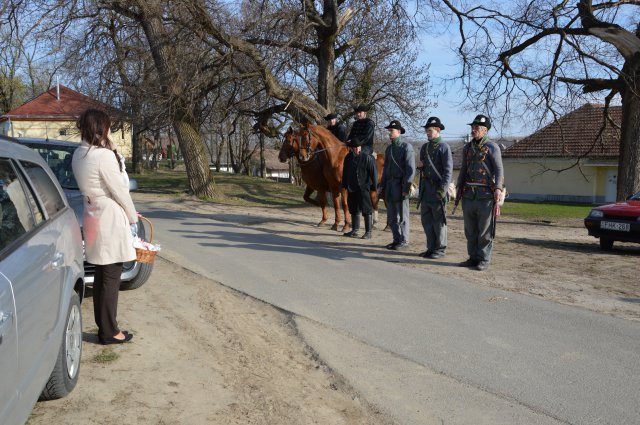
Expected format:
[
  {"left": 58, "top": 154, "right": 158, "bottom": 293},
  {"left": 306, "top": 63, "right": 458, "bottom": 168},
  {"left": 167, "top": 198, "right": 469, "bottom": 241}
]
[{"left": 601, "top": 221, "right": 631, "bottom": 232}]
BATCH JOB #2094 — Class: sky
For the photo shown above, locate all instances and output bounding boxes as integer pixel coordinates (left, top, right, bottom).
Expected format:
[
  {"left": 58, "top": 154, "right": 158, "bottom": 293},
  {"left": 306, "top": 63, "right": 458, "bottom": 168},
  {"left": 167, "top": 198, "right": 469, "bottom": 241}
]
[{"left": 415, "top": 32, "right": 529, "bottom": 141}]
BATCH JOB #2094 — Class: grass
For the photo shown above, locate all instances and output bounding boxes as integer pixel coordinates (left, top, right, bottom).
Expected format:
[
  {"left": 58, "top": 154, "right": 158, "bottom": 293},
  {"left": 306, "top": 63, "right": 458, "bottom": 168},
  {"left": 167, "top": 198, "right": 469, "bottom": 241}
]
[
  {"left": 500, "top": 200, "right": 593, "bottom": 222},
  {"left": 131, "top": 168, "right": 305, "bottom": 207},
  {"left": 130, "top": 167, "right": 595, "bottom": 222},
  {"left": 93, "top": 348, "right": 119, "bottom": 363}
]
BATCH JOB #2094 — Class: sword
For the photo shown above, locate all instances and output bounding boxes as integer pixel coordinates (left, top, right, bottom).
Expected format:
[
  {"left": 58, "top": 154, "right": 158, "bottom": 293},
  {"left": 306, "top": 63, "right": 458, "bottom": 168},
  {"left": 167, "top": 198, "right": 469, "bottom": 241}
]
[{"left": 491, "top": 201, "right": 498, "bottom": 239}]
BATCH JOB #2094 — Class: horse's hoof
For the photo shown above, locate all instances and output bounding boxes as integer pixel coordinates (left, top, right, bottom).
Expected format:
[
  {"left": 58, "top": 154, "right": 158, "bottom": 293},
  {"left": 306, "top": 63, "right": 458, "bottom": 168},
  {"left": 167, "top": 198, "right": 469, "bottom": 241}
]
[
  {"left": 330, "top": 224, "right": 339, "bottom": 231},
  {"left": 317, "top": 221, "right": 327, "bottom": 227}
]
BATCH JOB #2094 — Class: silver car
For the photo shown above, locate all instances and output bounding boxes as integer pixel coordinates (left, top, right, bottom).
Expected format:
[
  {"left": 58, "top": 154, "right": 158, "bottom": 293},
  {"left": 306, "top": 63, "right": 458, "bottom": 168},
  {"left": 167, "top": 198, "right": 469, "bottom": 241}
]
[
  {"left": 0, "top": 136, "right": 84, "bottom": 425},
  {"left": 15, "top": 138, "right": 154, "bottom": 290}
]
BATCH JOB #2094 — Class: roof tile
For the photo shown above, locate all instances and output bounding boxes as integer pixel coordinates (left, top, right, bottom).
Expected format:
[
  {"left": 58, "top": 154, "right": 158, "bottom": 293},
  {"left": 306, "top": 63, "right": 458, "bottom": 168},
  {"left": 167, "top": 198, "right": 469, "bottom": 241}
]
[
  {"left": 1, "top": 85, "right": 115, "bottom": 121},
  {"left": 503, "top": 104, "right": 621, "bottom": 159}
]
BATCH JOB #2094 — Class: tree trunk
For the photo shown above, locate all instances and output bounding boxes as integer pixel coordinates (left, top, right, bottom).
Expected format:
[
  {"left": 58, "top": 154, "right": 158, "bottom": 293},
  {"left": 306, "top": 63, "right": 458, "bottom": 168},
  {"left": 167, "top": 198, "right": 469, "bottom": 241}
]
[
  {"left": 132, "top": 124, "right": 143, "bottom": 174},
  {"left": 259, "top": 132, "right": 266, "bottom": 178},
  {"left": 172, "top": 120, "right": 215, "bottom": 197},
  {"left": 136, "top": 2, "right": 215, "bottom": 197},
  {"left": 317, "top": 36, "right": 336, "bottom": 111},
  {"left": 617, "top": 58, "right": 640, "bottom": 200}
]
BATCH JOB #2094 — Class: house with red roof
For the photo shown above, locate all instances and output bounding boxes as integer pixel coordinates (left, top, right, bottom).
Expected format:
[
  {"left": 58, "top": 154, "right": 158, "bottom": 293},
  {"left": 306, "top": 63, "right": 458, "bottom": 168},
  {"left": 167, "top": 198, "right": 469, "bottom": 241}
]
[
  {"left": 502, "top": 104, "right": 620, "bottom": 204},
  {"left": 0, "top": 85, "right": 132, "bottom": 157}
]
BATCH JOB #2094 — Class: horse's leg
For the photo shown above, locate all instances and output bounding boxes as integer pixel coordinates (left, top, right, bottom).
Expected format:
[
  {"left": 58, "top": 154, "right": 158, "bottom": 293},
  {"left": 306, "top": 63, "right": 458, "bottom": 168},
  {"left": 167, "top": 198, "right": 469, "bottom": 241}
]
[
  {"left": 340, "top": 188, "right": 351, "bottom": 232},
  {"left": 303, "top": 187, "right": 321, "bottom": 207},
  {"left": 370, "top": 190, "right": 379, "bottom": 225},
  {"left": 330, "top": 190, "right": 341, "bottom": 231},
  {"left": 317, "top": 190, "right": 328, "bottom": 226}
]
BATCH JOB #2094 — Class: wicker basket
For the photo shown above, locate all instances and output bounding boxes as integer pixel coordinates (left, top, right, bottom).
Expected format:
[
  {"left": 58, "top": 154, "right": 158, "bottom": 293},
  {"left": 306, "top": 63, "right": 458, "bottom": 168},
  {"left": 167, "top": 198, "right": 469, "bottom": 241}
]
[{"left": 135, "top": 215, "right": 157, "bottom": 264}]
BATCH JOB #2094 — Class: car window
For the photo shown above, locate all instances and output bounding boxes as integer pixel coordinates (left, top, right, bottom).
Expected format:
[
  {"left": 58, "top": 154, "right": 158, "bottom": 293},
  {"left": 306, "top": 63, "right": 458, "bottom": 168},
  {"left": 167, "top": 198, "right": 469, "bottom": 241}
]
[
  {"left": 27, "top": 145, "right": 78, "bottom": 190},
  {"left": 0, "top": 159, "right": 39, "bottom": 251},
  {"left": 20, "top": 161, "right": 66, "bottom": 217}
]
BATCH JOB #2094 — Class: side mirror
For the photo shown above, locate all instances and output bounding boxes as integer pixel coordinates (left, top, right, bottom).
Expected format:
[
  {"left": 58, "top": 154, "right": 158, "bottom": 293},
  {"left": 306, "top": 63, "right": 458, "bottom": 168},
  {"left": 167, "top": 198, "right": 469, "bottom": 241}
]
[{"left": 129, "top": 178, "right": 139, "bottom": 191}]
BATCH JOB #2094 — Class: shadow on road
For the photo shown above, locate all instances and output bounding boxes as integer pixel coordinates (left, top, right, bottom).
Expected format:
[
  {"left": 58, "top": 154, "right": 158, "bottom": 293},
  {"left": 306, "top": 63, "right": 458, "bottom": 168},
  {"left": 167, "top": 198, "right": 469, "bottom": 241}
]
[{"left": 508, "top": 237, "right": 640, "bottom": 256}]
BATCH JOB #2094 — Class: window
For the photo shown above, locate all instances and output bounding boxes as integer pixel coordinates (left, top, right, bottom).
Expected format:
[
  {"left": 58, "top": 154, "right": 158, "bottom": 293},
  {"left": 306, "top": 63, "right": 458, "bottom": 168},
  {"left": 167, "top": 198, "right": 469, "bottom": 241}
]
[
  {"left": 20, "top": 161, "right": 65, "bottom": 217},
  {"left": 0, "top": 159, "right": 37, "bottom": 251},
  {"left": 59, "top": 129, "right": 67, "bottom": 136}
]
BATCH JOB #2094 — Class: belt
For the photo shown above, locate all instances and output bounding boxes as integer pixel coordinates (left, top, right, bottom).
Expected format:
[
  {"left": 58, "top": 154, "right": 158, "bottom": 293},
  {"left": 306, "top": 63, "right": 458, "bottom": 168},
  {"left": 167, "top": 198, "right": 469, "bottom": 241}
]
[{"left": 465, "top": 182, "right": 490, "bottom": 187}]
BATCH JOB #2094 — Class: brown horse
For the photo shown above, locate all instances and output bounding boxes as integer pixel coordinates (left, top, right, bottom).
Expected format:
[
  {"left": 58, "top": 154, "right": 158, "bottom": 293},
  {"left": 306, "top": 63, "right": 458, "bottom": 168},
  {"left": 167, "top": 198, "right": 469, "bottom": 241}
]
[{"left": 278, "top": 124, "right": 351, "bottom": 231}]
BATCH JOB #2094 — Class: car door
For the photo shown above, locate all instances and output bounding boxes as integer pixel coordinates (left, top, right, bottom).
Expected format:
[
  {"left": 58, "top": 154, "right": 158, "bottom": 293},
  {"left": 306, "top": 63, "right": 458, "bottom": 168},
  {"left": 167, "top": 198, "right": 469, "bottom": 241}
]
[
  {"left": 13, "top": 160, "right": 68, "bottom": 382},
  {"left": 0, "top": 271, "right": 18, "bottom": 424},
  {"left": 0, "top": 158, "right": 67, "bottom": 397}
]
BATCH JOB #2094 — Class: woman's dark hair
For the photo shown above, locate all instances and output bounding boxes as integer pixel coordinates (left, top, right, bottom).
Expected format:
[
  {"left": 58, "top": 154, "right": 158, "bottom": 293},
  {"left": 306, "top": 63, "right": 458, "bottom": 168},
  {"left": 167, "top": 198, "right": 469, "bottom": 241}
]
[{"left": 77, "top": 108, "right": 122, "bottom": 171}]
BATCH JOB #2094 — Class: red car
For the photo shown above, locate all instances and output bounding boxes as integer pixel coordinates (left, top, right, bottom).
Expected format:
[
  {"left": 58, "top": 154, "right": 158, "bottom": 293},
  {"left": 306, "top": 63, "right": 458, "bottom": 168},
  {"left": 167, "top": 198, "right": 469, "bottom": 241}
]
[{"left": 584, "top": 191, "right": 640, "bottom": 250}]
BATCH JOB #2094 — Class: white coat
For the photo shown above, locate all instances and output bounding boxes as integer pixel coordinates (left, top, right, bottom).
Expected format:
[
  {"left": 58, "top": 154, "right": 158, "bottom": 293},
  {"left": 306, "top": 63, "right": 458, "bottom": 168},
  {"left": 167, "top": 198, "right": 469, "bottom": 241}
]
[{"left": 72, "top": 142, "right": 137, "bottom": 265}]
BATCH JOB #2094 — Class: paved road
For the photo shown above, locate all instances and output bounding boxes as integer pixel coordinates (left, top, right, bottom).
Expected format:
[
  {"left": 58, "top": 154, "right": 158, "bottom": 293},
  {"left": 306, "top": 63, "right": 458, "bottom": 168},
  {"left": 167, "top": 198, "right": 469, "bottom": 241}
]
[{"left": 139, "top": 203, "right": 640, "bottom": 425}]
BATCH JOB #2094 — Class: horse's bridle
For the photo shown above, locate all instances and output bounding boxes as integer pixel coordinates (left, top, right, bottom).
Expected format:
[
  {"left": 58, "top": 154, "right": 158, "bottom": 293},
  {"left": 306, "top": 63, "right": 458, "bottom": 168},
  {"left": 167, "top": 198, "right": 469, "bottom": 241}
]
[
  {"left": 296, "top": 128, "right": 315, "bottom": 163},
  {"left": 283, "top": 126, "right": 344, "bottom": 165}
]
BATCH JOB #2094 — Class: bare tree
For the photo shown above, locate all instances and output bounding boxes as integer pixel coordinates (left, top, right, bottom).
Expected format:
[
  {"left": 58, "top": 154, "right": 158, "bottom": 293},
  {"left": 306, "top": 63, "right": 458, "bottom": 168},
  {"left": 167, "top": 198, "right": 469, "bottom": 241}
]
[
  {"left": 25, "top": 0, "right": 433, "bottom": 196},
  {"left": 425, "top": 0, "right": 640, "bottom": 200}
]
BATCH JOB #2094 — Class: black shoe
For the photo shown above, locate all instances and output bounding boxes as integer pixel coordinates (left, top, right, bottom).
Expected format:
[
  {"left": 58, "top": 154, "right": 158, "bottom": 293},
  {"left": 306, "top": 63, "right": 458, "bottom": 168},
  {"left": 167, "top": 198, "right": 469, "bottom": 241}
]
[
  {"left": 459, "top": 258, "right": 478, "bottom": 267},
  {"left": 361, "top": 231, "right": 372, "bottom": 239},
  {"left": 476, "top": 261, "right": 489, "bottom": 271},
  {"left": 428, "top": 252, "right": 445, "bottom": 259},
  {"left": 385, "top": 242, "right": 399, "bottom": 250},
  {"left": 99, "top": 332, "right": 134, "bottom": 345},
  {"left": 393, "top": 242, "right": 409, "bottom": 251},
  {"left": 418, "top": 250, "right": 433, "bottom": 258},
  {"left": 345, "top": 215, "right": 360, "bottom": 237}
]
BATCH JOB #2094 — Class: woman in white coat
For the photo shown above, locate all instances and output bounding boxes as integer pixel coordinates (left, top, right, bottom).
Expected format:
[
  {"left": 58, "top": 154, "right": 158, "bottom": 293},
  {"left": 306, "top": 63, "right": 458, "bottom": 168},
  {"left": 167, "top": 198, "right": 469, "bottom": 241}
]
[{"left": 72, "top": 109, "right": 137, "bottom": 345}]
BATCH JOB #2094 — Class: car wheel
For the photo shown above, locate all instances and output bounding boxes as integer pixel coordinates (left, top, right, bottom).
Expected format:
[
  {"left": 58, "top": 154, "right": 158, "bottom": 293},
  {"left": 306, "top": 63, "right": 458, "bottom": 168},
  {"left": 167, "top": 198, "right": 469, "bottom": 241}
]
[
  {"left": 599, "top": 238, "right": 614, "bottom": 251},
  {"left": 40, "top": 292, "right": 82, "bottom": 401},
  {"left": 120, "top": 261, "right": 154, "bottom": 290}
]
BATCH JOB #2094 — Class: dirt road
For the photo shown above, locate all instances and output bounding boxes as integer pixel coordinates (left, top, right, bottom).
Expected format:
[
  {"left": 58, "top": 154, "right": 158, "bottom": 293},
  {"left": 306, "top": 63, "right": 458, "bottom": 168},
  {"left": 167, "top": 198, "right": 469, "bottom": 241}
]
[{"left": 28, "top": 194, "right": 639, "bottom": 424}]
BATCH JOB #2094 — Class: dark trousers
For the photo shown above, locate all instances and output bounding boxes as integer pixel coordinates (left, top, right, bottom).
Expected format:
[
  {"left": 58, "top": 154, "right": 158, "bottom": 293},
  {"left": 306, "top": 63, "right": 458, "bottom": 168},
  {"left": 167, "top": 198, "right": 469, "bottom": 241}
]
[
  {"left": 347, "top": 188, "right": 373, "bottom": 215},
  {"left": 93, "top": 263, "right": 123, "bottom": 339}
]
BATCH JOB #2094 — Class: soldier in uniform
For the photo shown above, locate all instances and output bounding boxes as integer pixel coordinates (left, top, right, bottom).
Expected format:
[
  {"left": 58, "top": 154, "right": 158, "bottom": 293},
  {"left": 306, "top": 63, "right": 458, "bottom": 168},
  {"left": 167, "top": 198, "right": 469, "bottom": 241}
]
[
  {"left": 347, "top": 104, "right": 375, "bottom": 155},
  {"left": 347, "top": 103, "right": 378, "bottom": 217},
  {"left": 380, "top": 120, "right": 415, "bottom": 250},
  {"left": 456, "top": 114, "right": 505, "bottom": 271},
  {"left": 417, "top": 117, "right": 452, "bottom": 259},
  {"left": 325, "top": 113, "right": 347, "bottom": 143},
  {"left": 341, "top": 137, "right": 378, "bottom": 239}
]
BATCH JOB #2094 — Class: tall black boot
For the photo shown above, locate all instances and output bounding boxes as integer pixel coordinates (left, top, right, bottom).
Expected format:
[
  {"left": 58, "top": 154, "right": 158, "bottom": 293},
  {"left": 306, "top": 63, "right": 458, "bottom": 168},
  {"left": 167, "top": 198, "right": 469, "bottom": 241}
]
[
  {"left": 343, "top": 215, "right": 360, "bottom": 237},
  {"left": 361, "top": 214, "right": 373, "bottom": 239}
]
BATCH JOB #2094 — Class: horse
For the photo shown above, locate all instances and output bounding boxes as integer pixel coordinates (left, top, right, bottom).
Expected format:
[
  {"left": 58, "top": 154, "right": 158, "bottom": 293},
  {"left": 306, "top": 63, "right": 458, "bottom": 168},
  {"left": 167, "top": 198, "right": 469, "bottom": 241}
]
[{"left": 278, "top": 124, "right": 351, "bottom": 231}]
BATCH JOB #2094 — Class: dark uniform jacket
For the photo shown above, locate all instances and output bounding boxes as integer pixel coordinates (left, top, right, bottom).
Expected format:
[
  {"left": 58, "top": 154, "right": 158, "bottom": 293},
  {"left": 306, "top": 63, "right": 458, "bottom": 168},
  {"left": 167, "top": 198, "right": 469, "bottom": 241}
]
[
  {"left": 419, "top": 138, "right": 453, "bottom": 203},
  {"left": 348, "top": 118, "right": 375, "bottom": 155},
  {"left": 342, "top": 152, "right": 377, "bottom": 193},
  {"left": 327, "top": 122, "right": 347, "bottom": 143},
  {"left": 456, "top": 137, "right": 504, "bottom": 200},
  {"left": 381, "top": 138, "right": 416, "bottom": 202}
]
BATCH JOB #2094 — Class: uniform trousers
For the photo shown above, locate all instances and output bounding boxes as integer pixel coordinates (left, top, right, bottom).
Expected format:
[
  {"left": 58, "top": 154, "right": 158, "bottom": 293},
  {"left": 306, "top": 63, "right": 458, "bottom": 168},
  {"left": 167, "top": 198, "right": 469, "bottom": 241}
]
[
  {"left": 420, "top": 200, "right": 447, "bottom": 254},
  {"left": 93, "top": 262, "right": 123, "bottom": 339},
  {"left": 386, "top": 197, "right": 410, "bottom": 244},
  {"left": 462, "top": 198, "right": 495, "bottom": 262}
]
